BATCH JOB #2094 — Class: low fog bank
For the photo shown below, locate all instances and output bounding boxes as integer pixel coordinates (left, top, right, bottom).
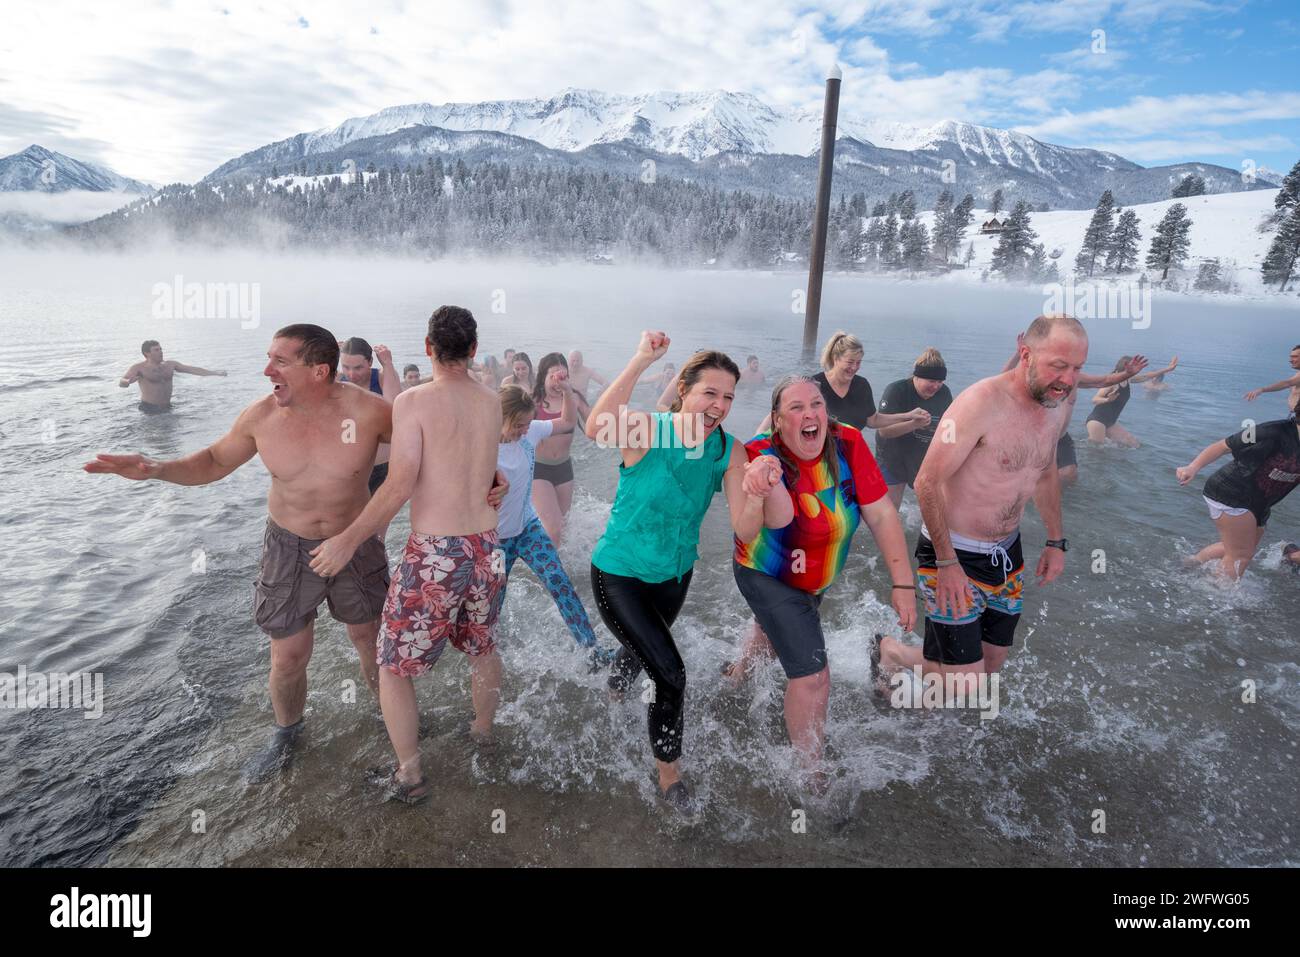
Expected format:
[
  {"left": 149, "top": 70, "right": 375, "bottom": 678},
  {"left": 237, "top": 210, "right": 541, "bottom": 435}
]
[{"left": 0, "top": 189, "right": 141, "bottom": 226}]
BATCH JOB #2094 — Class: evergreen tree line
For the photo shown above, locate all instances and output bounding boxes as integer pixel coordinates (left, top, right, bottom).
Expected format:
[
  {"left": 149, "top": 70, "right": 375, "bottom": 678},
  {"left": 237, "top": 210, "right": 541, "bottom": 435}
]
[
  {"left": 73, "top": 153, "right": 1300, "bottom": 292},
  {"left": 79, "top": 158, "right": 822, "bottom": 267}
]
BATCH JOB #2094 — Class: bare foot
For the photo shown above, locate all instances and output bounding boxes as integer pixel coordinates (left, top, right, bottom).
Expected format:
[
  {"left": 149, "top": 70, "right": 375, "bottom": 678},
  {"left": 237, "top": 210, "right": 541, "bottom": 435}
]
[
  {"left": 721, "top": 657, "right": 755, "bottom": 692},
  {"left": 803, "top": 767, "right": 831, "bottom": 798}
]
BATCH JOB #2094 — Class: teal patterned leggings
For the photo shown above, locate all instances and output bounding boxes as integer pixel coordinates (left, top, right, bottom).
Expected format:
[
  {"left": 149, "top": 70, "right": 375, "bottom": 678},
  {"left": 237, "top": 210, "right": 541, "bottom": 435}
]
[{"left": 494, "top": 517, "right": 597, "bottom": 648}]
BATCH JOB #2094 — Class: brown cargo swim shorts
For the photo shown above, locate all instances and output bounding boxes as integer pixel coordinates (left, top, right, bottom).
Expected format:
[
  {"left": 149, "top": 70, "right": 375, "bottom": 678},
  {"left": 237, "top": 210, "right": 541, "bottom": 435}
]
[{"left": 253, "top": 518, "right": 390, "bottom": 639}]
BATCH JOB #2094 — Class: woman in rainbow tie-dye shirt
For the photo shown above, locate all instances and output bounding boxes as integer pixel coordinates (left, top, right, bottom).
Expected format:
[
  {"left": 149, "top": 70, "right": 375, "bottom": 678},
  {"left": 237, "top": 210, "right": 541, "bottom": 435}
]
[{"left": 731, "top": 375, "right": 916, "bottom": 789}]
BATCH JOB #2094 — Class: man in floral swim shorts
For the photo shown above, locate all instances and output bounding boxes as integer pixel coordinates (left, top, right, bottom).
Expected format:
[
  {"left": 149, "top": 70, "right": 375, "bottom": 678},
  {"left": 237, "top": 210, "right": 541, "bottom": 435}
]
[
  {"left": 308, "top": 305, "right": 509, "bottom": 804},
  {"left": 377, "top": 531, "right": 504, "bottom": 671}
]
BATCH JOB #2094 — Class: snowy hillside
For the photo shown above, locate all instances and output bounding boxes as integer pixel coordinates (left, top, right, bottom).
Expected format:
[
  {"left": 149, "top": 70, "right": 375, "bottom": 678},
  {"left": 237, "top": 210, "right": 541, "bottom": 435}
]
[{"left": 913, "top": 188, "right": 1294, "bottom": 301}]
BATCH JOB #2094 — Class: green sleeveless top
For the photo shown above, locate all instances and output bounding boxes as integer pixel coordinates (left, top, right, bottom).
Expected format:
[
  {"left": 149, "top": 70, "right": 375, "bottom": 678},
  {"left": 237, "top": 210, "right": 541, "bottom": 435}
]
[{"left": 591, "top": 412, "right": 734, "bottom": 583}]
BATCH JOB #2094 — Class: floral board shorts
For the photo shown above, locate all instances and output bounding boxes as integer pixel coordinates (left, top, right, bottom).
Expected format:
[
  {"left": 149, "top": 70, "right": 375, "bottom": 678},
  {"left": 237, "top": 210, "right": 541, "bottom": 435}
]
[{"left": 377, "top": 530, "right": 506, "bottom": 677}]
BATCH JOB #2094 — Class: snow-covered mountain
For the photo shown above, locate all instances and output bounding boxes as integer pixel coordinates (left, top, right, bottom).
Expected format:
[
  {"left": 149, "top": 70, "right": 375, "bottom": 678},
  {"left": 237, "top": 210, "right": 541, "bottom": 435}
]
[
  {"left": 211, "top": 87, "right": 1139, "bottom": 169},
  {"left": 0, "top": 145, "right": 153, "bottom": 195},
  {"left": 203, "top": 88, "right": 1268, "bottom": 210},
  {"left": 0, "top": 145, "right": 155, "bottom": 231}
]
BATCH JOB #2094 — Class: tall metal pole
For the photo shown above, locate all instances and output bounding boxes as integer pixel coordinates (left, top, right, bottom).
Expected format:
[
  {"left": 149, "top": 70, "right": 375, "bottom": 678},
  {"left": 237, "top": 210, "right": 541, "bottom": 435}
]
[{"left": 802, "top": 64, "right": 842, "bottom": 362}]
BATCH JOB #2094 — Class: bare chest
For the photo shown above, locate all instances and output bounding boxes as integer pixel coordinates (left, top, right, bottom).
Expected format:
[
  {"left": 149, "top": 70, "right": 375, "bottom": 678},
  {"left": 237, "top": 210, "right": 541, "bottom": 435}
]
[{"left": 256, "top": 413, "right": 377, "bottom": 483}]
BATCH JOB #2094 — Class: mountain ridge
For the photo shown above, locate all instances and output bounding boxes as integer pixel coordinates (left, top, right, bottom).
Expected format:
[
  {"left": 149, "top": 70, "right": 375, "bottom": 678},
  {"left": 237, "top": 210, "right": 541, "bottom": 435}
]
[{"left": 200, "top": 88, "right": 1267, "bottom": 210}]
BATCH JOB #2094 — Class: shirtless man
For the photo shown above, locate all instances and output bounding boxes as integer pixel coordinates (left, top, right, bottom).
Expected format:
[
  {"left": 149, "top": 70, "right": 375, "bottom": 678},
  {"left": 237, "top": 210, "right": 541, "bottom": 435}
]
[
  {"left": 339, "top": 337, "right": 401, "bottom": 495},
  {"left": 402, "top": 364, "right": 422, "bottom": 388},
  {"left": 878, "top": 314, "right": 1084, "bottom": 681},
  {"left": 309, "top": 305, "right": 508, "bottom": 804},
  {"left": 1245, "top": 344, "right": 1300, "bottom": 412},
  {"left": 88, "top": 325, "right": 393, "bottom": 781},
  {"left": 568, "top": 350, "right": 606, "bottom": 399},
  {"left": 738, "top": 355, "right": 767, "bottom": 388},
  {"left": 1001, "top": 334, "right": 1147, "bottom": 485},
  {"left": 568, "top": 349, "right": 607, "bottom": 418},
  {"left": 119, "top": 340, "right": 226, "bottom": 413}
]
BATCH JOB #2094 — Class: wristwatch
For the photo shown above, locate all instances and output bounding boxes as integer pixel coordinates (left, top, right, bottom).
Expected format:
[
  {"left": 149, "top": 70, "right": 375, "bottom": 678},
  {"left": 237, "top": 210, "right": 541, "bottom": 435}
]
[{"left": 1045, "top": 538, "right": 1069, "bottom": 552}]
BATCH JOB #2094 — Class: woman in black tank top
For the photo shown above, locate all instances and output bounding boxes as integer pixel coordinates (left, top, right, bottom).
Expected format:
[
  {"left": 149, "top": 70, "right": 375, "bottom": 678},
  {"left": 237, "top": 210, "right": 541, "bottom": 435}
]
[{"left": 1086, "top": 355, "right": 1178, "bottom": 447}]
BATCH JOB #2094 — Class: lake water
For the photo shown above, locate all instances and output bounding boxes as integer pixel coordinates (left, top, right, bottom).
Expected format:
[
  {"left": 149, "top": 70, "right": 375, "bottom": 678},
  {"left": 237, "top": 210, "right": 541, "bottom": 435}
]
[{"left": 1, "top": 247, "right": 1296, "bottom": 866}]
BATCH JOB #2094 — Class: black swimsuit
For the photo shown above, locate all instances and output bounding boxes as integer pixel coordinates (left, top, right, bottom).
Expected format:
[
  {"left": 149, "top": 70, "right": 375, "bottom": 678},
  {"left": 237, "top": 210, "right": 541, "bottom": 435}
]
[{"left": 1086, "top": 382, "right": 1131, "bottom": 428}]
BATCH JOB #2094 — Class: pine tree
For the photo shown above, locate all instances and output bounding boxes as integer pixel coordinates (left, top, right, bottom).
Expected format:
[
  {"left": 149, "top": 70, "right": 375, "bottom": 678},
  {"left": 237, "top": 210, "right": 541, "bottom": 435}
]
[
  {"left": 1194, "top": 259, "right": 1226, "bottom": 292},
  {"left": 1104, "top": 208, "right": 1141, "bottom": 273},
  {"left": 1146, "top": 203, "right": 1193, "bottom": 279},
  {"left": 933, "top": 192, "right": 973, "bottom": 264},
  {"left": 862, "top": 217, "right": 885, "bottom": 265},
  {"left": 1261, "top": 204, "right": 1300, "bottom": 291},
  {"left": 1074, "top": 189, "right": 1116, "bottom": 277},
  {"left": 1172, "top": 174, "right": 1206, "bottom": 198},
  {"left": 1028, "top": 243, "right": 1057, "bottom": 283},
  {"left": 880, "top": 212, "right": 899, "bottom": 265},
  {"left": 991, "top": 201, "right": 1038, "bottom": 278},
  {"left": 899, "top": 190, "right": 917, "bottom": 220},
  {"left": 1275, "top": 159, "right": 1300, "bottom": 213},
  {"left": 900, "top": 220, "right": 931, "bottom": 270},
  {"left": 990, "top": 188, "right": 1004, "bottom": 216},
  {"left": 870, "top": 201, "right": 886, "bottom": 217},
  {"left": 931, "top": 190, "right": 953, "bottom": 260}
]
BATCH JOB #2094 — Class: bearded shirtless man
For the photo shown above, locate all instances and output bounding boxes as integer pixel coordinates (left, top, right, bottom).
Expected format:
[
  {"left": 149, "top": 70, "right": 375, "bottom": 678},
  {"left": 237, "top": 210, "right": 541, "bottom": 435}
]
[
  {"left": 1001, "top": 334, "right": 1148, "bottom": 485},
  {"left": 309, "top": 305, "right": 508, "bottom": 804},
  {"left": 91, "top": 325, "right": 393, "bottom": 780},
  {"left": 879, "top": 314, "right": 1085, "bottom": 680},
  {"left": 119, "top": 340, "right": 225, "bottom": 413}
]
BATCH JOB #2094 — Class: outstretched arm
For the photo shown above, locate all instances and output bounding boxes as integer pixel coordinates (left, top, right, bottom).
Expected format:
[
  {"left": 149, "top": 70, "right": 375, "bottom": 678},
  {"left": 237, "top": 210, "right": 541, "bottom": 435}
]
[
  {"left": 1245, "top": 371, "right": 1300, "bottom": 401},
  {"left": 84, "top": 406, "right": 257, "bottom": 484},
  {"left": 1131, "top": 355, "right": 1176, "bottom": 384},
  {"left": 1078, "top": 355, "right": 1149, "bottom": 389},
  {"left": 174, "top": 363, "right": 226, "bottom": 377}
]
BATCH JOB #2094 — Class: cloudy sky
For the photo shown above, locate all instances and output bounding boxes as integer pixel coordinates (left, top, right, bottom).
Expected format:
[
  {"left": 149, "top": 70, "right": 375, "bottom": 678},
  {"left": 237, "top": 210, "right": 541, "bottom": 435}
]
[{"left": 3, "top": 0, "right": 1298, "bottom": 183}]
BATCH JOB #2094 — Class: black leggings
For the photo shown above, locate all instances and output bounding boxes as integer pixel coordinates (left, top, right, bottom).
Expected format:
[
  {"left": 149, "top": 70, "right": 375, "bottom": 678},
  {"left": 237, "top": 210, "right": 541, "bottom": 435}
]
[{"left": 590, "top": 565, "right": 693, "bottom": 763}]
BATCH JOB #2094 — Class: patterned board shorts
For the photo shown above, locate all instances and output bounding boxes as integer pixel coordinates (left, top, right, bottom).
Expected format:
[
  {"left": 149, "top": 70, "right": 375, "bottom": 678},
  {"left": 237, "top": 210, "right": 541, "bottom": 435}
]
[
  {"left": 915, "top": 533, "right": 1025, "bottom": 666},
  {"left": 376, "top": 530, "right": 506, "bottom": 677}
]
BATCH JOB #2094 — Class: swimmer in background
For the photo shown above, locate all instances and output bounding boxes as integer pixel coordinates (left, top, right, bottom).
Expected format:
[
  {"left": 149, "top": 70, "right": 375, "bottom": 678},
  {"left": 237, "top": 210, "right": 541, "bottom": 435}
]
[{"left": 119, "top": 340, "right": 226, "bottom": 413}]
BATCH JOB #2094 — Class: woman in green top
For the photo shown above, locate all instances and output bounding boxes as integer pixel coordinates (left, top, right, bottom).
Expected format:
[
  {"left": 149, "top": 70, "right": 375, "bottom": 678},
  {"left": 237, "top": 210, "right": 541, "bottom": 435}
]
[{"left": 585, "top": 331, "right": 790, "bottom": 815}]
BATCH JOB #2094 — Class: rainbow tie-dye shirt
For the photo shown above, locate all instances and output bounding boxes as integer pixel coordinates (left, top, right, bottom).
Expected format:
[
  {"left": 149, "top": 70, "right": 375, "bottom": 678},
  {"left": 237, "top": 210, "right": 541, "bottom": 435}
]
[{"left": 733, "top": 425, "right": 888, "bottom": 594}]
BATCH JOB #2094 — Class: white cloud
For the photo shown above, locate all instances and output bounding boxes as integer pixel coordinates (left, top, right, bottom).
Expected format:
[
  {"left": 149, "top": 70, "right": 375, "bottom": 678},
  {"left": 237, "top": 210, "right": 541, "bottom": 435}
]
[
  {"left": 0, "top": 189, "right": 137, "bottom": 225},
  {"left": 1088, "top": 133, "right": 1296, "bottom": 163},
  {"left": 1022, "top": 91, "right": 1300, "bottom": 139}
]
